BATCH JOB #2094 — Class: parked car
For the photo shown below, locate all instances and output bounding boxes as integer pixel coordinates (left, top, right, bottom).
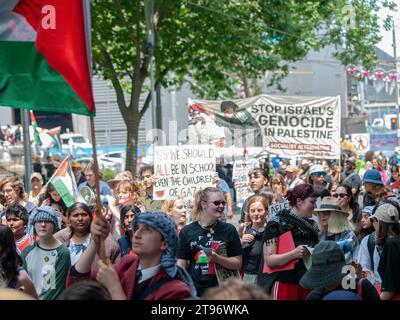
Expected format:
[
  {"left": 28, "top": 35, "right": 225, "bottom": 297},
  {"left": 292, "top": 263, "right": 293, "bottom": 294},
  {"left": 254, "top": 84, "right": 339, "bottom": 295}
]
[
  {"left": 74, "top": 157, "right": 121, "bottom": 172},
  {"left": 61, "top": 133, "right": 92, "bottom": 150},
  {"left": 99, "top": 151, "right": 126, "bottom": 172}
]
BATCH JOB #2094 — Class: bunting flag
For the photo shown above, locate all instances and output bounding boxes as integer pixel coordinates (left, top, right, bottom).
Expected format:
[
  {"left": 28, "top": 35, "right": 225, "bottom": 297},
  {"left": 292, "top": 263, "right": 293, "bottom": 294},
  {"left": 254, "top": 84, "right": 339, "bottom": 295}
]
[{"left": 0, "top": 0, "right": 95, "bottom": 115}]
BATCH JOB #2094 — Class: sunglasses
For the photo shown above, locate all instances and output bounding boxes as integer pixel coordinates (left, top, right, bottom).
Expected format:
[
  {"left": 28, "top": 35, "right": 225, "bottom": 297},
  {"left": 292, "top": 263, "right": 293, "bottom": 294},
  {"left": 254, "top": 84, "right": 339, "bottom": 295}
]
[
  {"left": 333, "top": 193, "right": 348, "bottom": 198},
  {"left": 312, "top": 172, "right": 326, "bottom": 177},
  {"left": 209, "top": 200, "right": 226, "bottom": 206}
]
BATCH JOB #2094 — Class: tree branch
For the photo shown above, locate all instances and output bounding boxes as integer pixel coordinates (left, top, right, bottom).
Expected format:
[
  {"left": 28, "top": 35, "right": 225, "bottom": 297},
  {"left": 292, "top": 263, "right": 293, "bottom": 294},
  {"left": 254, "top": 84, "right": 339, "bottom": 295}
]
[
  {"left": 98, "top": 40, "right": 129, "bottom": 119},
  {"left": 115, "top": 0, "right": 139, "bottom": 48}
]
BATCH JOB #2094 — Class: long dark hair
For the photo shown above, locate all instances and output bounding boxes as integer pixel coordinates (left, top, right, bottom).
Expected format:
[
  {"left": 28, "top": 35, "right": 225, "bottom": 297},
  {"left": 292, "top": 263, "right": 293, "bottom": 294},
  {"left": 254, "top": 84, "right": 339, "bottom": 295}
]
[
  {"left": 66, "top": 202, "right": 93, "bottom": 236},
  {"left": 0, "top": 225, "right": 23, "bottom": 283},
  {"left": 337, "top": 184, "right": 361, "bottom": 223}
]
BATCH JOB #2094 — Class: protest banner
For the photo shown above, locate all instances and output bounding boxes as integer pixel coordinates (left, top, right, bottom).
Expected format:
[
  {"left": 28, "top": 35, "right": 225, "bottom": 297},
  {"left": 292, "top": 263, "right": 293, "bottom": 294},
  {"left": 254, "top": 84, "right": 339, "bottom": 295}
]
[
  {"left": 153, "top": 145, "right": 216, "bottom": 200},
  {"left": 188, "top": 94, "right": 341, "bottom": 159},
  {"left": 232, "top": 159, "right": 258, "bottom": 208}
]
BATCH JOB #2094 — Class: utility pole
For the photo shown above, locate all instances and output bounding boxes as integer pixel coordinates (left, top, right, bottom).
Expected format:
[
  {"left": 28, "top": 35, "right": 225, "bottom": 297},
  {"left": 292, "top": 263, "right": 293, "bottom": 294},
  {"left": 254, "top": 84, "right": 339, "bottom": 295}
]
[
  {"left": 393, "top": 19, "right": 400, "bottom": 133},
  {"left": 21, "top": 109, "right": 32, "bottom": 190},
  {"left": 144, "top": 0, "right": 158, "bottom": 145}
]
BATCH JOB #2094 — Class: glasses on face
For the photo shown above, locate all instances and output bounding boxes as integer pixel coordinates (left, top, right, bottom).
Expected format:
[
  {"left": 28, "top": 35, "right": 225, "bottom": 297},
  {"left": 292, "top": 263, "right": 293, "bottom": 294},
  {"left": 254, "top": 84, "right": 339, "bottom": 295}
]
[
  {"left": 208, "top": 200, "right": 226, "bottom": 206},
  {"left": 333, "top": 193, "right": 348, "bottom": 198},
  {"left": 312, "top": 172, "right": 326, "bottom": 177}
]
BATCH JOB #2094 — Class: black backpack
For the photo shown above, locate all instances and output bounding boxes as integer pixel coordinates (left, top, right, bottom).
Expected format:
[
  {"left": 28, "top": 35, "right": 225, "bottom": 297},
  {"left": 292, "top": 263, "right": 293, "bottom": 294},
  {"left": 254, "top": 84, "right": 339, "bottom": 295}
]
[{"left": 367, "top": 231, "right": 376, "bottom": 270}]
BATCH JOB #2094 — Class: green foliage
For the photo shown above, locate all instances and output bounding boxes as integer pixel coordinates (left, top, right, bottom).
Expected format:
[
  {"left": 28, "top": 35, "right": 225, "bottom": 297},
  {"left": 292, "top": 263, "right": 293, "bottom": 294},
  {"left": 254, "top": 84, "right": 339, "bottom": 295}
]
[
  {"left": 101, "top": 167, "right": 117, "bottom": 182},
  {"left": 91, "top": 0, "right": 396, "bottom": 173}
]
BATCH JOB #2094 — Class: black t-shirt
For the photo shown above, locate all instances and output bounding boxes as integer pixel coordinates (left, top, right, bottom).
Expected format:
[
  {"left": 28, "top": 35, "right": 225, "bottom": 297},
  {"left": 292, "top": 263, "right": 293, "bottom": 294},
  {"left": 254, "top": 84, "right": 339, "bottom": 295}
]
[
  {"left": 177, "top": 221, "right": 242, "bottom": 296},
  {"left": 261, "top": 211, "right": 319, "bottom": 285},
  {"left": 306, "top": 278, "right": 380, "bottom": 300},
  {"left": 378, "top": 237, "right": 400, "bottom": 294},
  {"left": 238, "top": 224, "right": 264, "bottom": 275}
]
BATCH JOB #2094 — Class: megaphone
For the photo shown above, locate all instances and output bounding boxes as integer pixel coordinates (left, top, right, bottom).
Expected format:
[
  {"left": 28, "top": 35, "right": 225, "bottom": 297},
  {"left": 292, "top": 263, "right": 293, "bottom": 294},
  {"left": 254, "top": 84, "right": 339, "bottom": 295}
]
[{"left": 78, "top": 186, "right": 96, "bottom": 206}]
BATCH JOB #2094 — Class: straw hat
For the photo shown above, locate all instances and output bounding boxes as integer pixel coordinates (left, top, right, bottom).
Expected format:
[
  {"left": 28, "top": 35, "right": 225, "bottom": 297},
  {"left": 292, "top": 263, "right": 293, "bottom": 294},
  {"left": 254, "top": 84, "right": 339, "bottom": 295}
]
[
  {"left": 107, "top": 172, "right": 130, "bottom": 189},
  {"left": 314, "top": 197, "right": 349, "bottom": 217}
]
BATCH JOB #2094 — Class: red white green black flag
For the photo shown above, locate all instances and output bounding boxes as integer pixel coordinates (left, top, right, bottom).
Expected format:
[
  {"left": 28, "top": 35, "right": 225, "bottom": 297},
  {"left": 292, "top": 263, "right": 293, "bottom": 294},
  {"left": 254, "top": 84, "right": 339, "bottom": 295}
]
[{"left": 0, "top": 0, "right": 95, "bottom": 116}]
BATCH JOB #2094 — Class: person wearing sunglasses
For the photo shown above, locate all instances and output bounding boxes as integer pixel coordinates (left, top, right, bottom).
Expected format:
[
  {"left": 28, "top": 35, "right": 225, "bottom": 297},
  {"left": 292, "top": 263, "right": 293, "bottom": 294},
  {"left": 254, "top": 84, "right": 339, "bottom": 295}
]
[
  {"left": 334, "top": 184, "right": 362, "bottom": 237},
  {"left": 314, "top": 196, "right": 359, "bottom": 264},
  {"left": 177, "top": 187, "right": 242, "bottom": 297},
  {"left": 307, "top": 164, "right": 329, "bottom": 194}
]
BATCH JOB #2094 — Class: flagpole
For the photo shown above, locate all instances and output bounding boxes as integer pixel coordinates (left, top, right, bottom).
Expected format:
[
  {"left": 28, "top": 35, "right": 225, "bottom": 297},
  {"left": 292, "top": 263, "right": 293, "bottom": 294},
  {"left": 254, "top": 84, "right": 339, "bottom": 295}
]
[
  {"left": 21, "top": 109, "right": 33, "bottom": 191},
  {"left": 89, "top": 116, "right": 107, "bottom": 263}
]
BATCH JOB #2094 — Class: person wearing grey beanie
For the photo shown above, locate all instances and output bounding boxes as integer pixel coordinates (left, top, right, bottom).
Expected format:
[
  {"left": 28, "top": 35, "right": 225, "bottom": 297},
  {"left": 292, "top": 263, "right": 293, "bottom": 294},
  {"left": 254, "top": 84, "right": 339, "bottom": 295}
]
[
  {"left": 21, "top": 206, "right": 70, "bottom": 300},
  {"left": 68, "top": 211, "right": 195, "bottom": 300}
]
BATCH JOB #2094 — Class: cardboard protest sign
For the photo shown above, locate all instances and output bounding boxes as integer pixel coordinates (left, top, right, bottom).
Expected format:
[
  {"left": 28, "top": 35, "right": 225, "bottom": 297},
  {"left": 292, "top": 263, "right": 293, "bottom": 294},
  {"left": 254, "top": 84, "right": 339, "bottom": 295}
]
[
  {"left": 214, "top": 242, "right": 241, "bottom": 283},
  {"left": 268, "top": 201, "right": 290, "bottom": 220},
  {"left": 188, "top": 94, "right": 340, "bottom": 159},
  {"left": 232, "top": 159, "right": 258, "bottom": 208},
  {"left": 153, "top": 145, "right": 216, "bottom": 200}
]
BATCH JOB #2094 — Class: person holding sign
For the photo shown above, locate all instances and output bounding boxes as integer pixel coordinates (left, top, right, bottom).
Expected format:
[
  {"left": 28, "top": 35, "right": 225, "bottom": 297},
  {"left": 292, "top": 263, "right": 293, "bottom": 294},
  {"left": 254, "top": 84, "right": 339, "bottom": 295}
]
[
  {"left": 238, "top": 195, "right": 269, "bottom": 284},
  {"left": 177, "top": 187, "right": 242, "bottom": 297},
  {"left": 259, "top": 183, "right": 320, "bottom": 300},
  {"left": 139, "top": 165, "right": 163, "bottom": 211}
]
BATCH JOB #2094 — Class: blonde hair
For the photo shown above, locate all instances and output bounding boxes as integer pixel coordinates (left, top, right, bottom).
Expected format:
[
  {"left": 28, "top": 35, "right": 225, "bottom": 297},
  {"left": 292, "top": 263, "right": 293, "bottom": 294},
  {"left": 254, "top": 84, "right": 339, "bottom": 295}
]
[
  {"left": 202, "top": 278, "right": 270, "bottom": 300},
  {"left": 161, "top": 197, "right": 187, "bottom": 225},
  {"left": 317, "top": 211, "right": 352, "bottom": 234},
  {"left": 192, "top": 187, "right": 223, "bottom": 221}
]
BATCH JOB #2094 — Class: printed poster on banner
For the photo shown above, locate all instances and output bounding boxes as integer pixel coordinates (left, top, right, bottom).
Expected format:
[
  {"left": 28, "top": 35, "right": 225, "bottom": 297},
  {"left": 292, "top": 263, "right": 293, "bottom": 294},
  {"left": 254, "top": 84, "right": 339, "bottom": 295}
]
[
  {"left": 188, "top": 94, "right": 340, "bottom": 159},
  {"left": 351, "top": 133, "right": 370, "bottom": 155},
  {"left": 153, "top": 145, "right": 216, "bottom": 200},
  {"left": 232, "top": 159, "right": 258, "bottom": 208}
]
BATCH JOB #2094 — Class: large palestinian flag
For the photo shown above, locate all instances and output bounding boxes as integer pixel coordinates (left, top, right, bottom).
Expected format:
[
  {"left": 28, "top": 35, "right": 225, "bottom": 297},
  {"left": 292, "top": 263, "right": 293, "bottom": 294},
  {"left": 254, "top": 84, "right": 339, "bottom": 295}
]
[{"left": 0, "top": 0, "right": 95, "bottom": 115}]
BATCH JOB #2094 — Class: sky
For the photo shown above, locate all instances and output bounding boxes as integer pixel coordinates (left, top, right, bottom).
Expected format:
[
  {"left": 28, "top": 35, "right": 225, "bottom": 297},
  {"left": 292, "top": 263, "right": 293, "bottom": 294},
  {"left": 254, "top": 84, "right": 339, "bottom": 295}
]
[{"left": 377, "top": 2, "right": 400, "bottom": 57}]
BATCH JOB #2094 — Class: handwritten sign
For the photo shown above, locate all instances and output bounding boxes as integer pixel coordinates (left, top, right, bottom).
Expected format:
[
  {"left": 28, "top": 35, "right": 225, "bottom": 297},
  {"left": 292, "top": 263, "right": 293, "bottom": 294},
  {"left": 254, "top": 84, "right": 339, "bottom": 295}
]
[
  {"left": 232, "top": 159, "right": 258, "bottom": 208},
  {"left": 153, "top": 145, "right": 216, "bottom": 200},
  {"left": 268, "top": 201, "right": 290, "bottom": 220}
]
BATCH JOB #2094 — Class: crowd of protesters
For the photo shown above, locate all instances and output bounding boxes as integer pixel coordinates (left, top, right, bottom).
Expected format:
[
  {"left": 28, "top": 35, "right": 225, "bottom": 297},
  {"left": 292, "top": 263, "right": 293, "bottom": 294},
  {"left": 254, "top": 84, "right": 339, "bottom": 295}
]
[{"left": 0, "top": 150, "right": 399, "bottom": 301}]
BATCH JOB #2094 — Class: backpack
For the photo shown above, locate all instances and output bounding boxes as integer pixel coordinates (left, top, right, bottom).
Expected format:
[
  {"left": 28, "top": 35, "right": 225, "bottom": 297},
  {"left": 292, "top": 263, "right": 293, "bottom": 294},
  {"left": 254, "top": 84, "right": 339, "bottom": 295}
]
[{"left": 367, "top": 231, "right": 376, "bottom": 271}]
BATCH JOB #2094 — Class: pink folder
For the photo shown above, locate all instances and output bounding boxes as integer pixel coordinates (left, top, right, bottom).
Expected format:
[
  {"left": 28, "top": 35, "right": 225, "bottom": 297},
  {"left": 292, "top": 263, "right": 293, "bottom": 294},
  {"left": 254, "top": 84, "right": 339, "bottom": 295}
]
[{"left": 263, "top": 231, "right": 299, "bottom": 274}]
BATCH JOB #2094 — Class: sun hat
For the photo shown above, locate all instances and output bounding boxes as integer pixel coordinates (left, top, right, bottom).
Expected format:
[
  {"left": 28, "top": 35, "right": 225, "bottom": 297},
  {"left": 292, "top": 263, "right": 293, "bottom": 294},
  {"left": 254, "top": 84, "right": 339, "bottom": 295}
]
[
  {"left": 285, "top": 165, "right": 299, "bottom": 173},
  {"left": 107, "top": 172, "right": 130, "bottom": 189},
  {"left": 71, "top": 162, "right": 82, "bottom": 169},
  {"left": 299, "top": 241, "right": 346, "bottom": 289},
  {"left": 362, "top": 169, "right": 383, "bottom": 185},
  {"left": 30, "top": 172, "right": 43, "bottom": 184},
  {"left": 314, "top": 196, "right": 349, "bottom": 217},
  {"left": 369, "top": 202, "right": 400, "bottom": 224},
  {"left": 309, "top": 164, "right": 326, "bottom": 176}
]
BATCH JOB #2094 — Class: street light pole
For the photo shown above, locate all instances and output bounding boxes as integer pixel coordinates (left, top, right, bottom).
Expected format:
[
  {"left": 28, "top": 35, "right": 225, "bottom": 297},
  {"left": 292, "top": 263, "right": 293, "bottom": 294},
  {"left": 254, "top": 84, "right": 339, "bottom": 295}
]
[
  {"left": 393, "top": 20, "right": 400, "bottom": 133},
  {"left": 144, "top": 0, "right": 157, "bottom": 145}
]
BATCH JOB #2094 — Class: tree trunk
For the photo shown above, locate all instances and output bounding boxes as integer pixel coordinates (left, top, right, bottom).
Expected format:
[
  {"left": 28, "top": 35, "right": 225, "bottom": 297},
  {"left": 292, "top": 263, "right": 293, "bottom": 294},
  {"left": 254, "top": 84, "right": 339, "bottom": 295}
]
[{"left": 125, "top": 115, "right": 139, "bottom": 176}]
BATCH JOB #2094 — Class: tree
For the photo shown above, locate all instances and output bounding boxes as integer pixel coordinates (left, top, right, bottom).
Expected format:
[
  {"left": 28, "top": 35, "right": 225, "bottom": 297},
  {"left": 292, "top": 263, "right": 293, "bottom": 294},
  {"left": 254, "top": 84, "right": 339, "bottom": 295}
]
[{"left": 91, "top": 0, "right": 396, "bottom": 174}]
